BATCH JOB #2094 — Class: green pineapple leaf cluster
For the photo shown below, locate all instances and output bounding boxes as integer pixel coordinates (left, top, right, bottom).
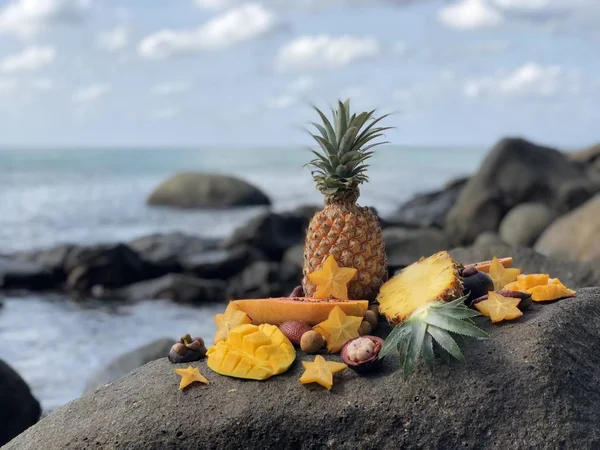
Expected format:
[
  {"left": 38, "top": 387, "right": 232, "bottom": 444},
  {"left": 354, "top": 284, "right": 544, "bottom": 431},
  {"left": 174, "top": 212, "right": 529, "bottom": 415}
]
[
  {"left": 306, "top": 99, "right": 392, "bottom": 198},
  {"left": 379, "top": 296, "right": 489, "bottom": 381}
]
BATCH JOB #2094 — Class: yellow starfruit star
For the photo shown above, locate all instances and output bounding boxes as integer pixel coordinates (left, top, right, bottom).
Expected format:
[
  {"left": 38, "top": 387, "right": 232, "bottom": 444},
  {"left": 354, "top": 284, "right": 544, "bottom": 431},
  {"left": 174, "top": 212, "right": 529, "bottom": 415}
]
[
  {"left": 488, "top": 256, "right": 521, "bottom": 290},
  {"left": 314, "top": 306, "right": 362, "bottom": 353},
  {"left": 474, "top": 291, "right": 523, "bottom": 323},
  {"left": 213, "top": 301, "right": 252, "bottom": 344},
  {"left": 299, "top": 355, "right": 348, "bottom": 390},
  {"left": 307, "top": 254, "right": 357, "bottom": 300},
  {"left": 174, "top": 365, "right": 209, "bottom": 390}
]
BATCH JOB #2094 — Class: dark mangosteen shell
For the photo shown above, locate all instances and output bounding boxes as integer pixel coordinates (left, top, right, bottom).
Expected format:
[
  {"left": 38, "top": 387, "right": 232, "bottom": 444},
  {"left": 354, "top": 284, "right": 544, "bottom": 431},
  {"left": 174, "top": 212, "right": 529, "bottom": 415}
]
[
  {"left": 462, "top": 270, "right": 494, "bottom": 305},
  {"left": 340, "top": 335, "right": 385, "bottom": 374}
]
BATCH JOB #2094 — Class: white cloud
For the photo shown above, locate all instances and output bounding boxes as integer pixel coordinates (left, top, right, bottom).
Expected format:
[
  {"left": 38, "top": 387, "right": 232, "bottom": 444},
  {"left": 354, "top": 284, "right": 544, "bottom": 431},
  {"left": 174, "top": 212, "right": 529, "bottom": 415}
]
[
  {"left": 194, "top": 0, "right": 233, "bottom": 10},
  {"left": 0, "top": 0, "right": 91, "bottom": 38},
  {"left": 72, "top": 83, "right": 111, "bottom": 103},
  {"left": 0, "top": 77, "right": 18, "bottom": 94},
  {"left": 392, "top": 41, "right": 408, "bottom": 55},
  {"left": 151, "top": 107, "right": 178, "bottom": 120},
  {"left": 96, "top": 25, "right": 129, "bottom": 53},
  {"left": 438, "top": 0, "right": 503, "bottom": 29},
  {"left": 276, "top": 35, "right": 380, "bottom": 71},
  {"left": 464, "top": 62, "right": 564, "bottom": 97},
  {"left": 138, "top": 3, "right": 278, "bottom": 60},
  {"left": 151, "top": 81, "right": 190, "bottom": 95},
  {"left": 288, "top": 76, "right": 314, "bottom": 93},
  {"left": 32, "top": 78, "right": 54, "bottom": 90},
  {"left": 0, "top": 46, "right": 55, "bottom": 72},
  {"left": 265, "top": 94, "right": 296, "bottom": 109}
]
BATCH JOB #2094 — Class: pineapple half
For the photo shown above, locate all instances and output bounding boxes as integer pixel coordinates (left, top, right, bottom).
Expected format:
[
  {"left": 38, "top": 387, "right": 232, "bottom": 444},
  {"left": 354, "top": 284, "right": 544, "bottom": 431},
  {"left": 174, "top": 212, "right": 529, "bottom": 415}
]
[{"left": 377, "top": 251, "right": 464, "bottom": 324}]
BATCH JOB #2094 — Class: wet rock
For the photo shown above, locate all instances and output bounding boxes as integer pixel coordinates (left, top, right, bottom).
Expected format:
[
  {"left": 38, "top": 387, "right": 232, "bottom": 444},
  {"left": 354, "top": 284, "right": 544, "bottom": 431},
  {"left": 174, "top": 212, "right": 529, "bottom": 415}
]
[
  {"left": 181, "top": 246, "right": 265, "bottom": 280},
  {"left": 147, "top": 172, "right": 271, "bottom": 209},
  {"left": 0, "top": 359, "right": 41, "bottom": 446},
  {"left": 386, "top": 177, "right": 468, "bottom": 228},
  {"left": 226, "top": 261, "right": 301, "bottom": 299},
  {"left": 222, "top": 212, "right": 309, "bottom": 261},
  {"left": 282, "top": 244, "right": 304, "bottom": 270},
  {"left": 10, "top": 287, "right": 600, "bottom": 450},
  {"left": 84, "top": 338, "right": 175, "bottom": 393},
  {"left": 446, "top": 138, "right": 588, "bottom": 245},
  {"left": 0, "top": 257, "right": 59, "bottom": 291},
  {"left": 535, "top": 194, "right": 600, "bottom": 262},
  {"left": 384, "top": 227, "right": 449, "bottom": 270},
  {"left": 555, "top": 178, "right": 599, "bottom": 213},
  {"left": 499, "top": 202, "right": 556, "bottom": 247},
  {"left": 65, "top": 244, "right": 149, "bottom": 293},
  {"left": 13, "top": 244, "right": 78, "bottom": 277},
  {"left": 115, "top": 274, "right": 226, "bottom": 304}
]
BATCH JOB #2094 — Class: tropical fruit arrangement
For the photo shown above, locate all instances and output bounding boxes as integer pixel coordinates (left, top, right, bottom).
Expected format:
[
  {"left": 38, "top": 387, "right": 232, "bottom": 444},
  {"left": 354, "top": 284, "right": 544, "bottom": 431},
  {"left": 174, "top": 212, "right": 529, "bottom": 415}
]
[{"left": 171, "top": 100, "right": 577, "bottom": 392}]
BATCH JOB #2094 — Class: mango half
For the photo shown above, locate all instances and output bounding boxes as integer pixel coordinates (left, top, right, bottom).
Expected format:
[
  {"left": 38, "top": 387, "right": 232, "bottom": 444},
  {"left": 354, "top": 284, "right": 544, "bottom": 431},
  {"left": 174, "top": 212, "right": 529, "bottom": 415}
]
[{"left": 207, "top": 323, "right": 296, "bottom": 380}]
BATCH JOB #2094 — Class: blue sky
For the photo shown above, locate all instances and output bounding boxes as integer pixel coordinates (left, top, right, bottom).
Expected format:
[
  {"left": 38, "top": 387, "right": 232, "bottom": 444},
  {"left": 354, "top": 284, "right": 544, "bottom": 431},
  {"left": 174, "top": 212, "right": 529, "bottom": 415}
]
[{"left": 0, "top": 0, "right": 598, "bottom": 148}]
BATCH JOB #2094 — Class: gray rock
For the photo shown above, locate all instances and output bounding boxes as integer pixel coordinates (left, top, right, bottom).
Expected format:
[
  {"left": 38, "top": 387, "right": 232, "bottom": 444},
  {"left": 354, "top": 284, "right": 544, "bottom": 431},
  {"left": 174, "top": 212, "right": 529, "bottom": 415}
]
[
  {"left": 446, "top": 138, "right": 587, "bottom": 245},
  {"left": 555, "top": 178, "right": 600, "bottom": 213},
  {"left": 535, "top": 194, "right": 600, "bottom": 262},
  {"left": 282, "top": 244, "right": 304, "bottom": 270},
  {"left": 0, "top": 257, "right": 58, "bottom": 291},
  {"left": 181, "top": 246, "right": 265, "bottom": 280},
  {"left": 9, "top": 287, "right": 600, "bottom": 450},
  {"left": 499, "top": 202, "right": 556, "bottom": 247},
  {"left": 84, "top": 338, "right": 175, "bottom": 393},
  {"left": 450, "top": 245, "right": 600, "bottom": 288},
  {"left": 384, "top": 227, "right": 449, "bottom": 269},
  {"left": 386, "top": 177, "right": 468, "bottom": 228},
  {"left": 147, "top": 172, "right": 271, "bottom": 208},
  {"left": 115, "top": 274, "right": 226, "bottom": 304},
  {"left": 222, "top": 211, "right": 309, "bottom": 261},
  {"left": 567, "top": 143, "right": 600, "bottom": 165},
  {"left": 473, "top": 231, "right": 506, "bottom": 247},
  {"left": 13, "top": 244, "right": 78, "bottom": 276},
  {"left": 226, "top": 261, "right": 301, "bottom": 299},
  {"left": 0, "top": 359, "right": 41, "bottom": 446}
]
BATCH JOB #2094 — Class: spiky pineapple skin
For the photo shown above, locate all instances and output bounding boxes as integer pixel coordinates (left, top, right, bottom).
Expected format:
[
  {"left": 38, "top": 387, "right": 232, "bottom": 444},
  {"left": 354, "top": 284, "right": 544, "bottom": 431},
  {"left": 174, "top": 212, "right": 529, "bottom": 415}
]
[{"left": 302, "top": 202, "right": 387, "bottom": 301}]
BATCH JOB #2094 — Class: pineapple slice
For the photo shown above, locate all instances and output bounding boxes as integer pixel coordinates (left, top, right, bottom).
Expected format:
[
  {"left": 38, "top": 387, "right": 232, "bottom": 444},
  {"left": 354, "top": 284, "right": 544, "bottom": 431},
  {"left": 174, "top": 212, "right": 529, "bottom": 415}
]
[{"left": 377, "top": 251, "right": 463, "bottom": 324}]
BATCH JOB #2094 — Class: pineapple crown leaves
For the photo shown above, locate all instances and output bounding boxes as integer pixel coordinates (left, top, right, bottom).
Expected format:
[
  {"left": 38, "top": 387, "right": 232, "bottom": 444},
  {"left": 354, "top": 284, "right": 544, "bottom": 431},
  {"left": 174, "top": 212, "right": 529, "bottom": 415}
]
[
  {"left": 379, "top": 296, "right": 488, "bottom": 381},
  {"left": 304, "top": 99, "right": 393, "bottom": 196}
]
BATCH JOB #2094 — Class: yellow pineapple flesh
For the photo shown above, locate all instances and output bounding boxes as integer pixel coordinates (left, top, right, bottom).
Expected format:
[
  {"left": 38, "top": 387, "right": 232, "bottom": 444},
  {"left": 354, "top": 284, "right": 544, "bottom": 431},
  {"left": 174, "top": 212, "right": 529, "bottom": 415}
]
[
  {"left": 301, "top": 100, "right": 391, "bottom": 301},
  {"left": 377, "top": 251, "right": 463, "bottom": 324}
]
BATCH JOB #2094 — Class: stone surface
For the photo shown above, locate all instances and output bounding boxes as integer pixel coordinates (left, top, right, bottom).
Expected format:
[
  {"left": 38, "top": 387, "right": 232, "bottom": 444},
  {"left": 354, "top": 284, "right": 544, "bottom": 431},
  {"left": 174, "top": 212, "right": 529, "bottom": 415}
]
[
  {"left": 14, "top": 244, "right": 78, "bottom": 277},
  {"left": 181, "top": 246, "right": 265, "bottom": 280},
  {"left": 83, "top": 338, "right": 175, "bottom": 393},
  {"left": 499, "top": 202, "right": 556, "bottom": 247},
  {"left": 0, "top": 257, "right": 59, "bottom": 291},
  {"left": 282, "top": 244, "right": 304, "bottom": 270},
  {"left": 222, "top": 212, "right": 309, "bottom": 261},
  {"left": 0, "top": 359, "right": 41, "bottom": 446},
  {"left": 384, "top": 227, "right": 449, "bottom": 269},
  {"left": 8, "top": 287, "right": 600, "bottom": 450},
  {"left": 386, "top": 177, "right": 468, "bottom": 228},
  {"left": 473, "top": 231, "right": 506, "bottom": 248},
  {"left": 446, "top": 138, "right": 587, "bottom": 245},
  {"left": 535, "top": 194, "right": 600, "bottom": 262},
  {"left": 450, "top": 245, "right": 600, "bottom": 288},
  {"left": 147, "top": 172, "right": 271, "bottom": 209},
  {"left": 113, "top": 274, "right": 226, "bottom": 304},
  {"left": 226, "top": 261, "right": 301, "bottom": 299}
]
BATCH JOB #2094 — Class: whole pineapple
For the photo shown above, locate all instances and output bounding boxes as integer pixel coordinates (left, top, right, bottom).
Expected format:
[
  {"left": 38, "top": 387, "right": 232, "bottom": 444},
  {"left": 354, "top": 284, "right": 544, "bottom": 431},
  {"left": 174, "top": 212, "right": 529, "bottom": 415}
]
[{"left": 302, "top": 100, "right": 390, "bottom": 300}]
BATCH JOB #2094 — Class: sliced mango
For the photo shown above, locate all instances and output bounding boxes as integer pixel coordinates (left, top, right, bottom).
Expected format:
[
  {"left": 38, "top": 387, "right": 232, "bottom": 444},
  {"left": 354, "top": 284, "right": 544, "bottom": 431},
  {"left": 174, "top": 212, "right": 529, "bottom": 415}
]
[
  {"left": 213, "top": 301, "right": 252, "bottom": 344},
  {"left": 527, "top": 284, "right": 576, "bottom": 302},
  {"left": 207, "top": 323, "right": 295, "bottom": 380},
  {"left": 515, "top": 274, "right": 549, "bottom": 290}
]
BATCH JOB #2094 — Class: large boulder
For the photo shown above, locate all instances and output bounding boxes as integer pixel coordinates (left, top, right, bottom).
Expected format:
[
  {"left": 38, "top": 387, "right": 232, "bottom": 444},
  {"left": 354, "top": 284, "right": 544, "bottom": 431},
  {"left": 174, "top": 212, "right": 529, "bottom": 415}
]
[
  {"left": 446, "top": 138, "right": 588, "bottom": 245},
  {"left": 13, "top": 244, "right": 78, "bottom": 278},
  {"left": 0, "top": 360, "right": 41, "bottom": 446},
  {"left": 498, "top": 202, "right": 556, "bottom": 247},
  {"left": 114, "top": 274, "right": 227, "bottom": 304},
  {"left": 84, "top": 338, "right": 175, "bottom": 393},
  {"left": 385, "top": 177, "right": 468, "bottom": 228},
  {"left": 535, "top": 194, "right": 600, "bottom": 262},
  {"left": 222, "top": 212, "right": 309, "bottom": 261},
  {"left": 147, "top": 172, "right": 271, "bottom": 209},
  {"left": 0, "top": 257, "right": 59, "bottom": 291},
  {"left": 181, "top": 246, "right": 265, "bottom": 280},
  {"left": 8, "top": 287, "right": 600, "bottom": 450},
  {"left": 384, "top": 227, "right": 449, "bottom": 270},
  {"left": 226, "top": 261, "right": 301, "bottom": 299}
]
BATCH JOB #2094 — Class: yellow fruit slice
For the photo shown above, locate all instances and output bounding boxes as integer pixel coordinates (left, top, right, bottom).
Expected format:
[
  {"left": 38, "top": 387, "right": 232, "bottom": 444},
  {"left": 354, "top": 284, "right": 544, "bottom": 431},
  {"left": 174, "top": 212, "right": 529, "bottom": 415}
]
[
  {"left": 213, "top": 301, "right": 252, "bottom": 344},
  {"left": 306, "top": 254, "right": 357, "bottom": 300},
  {"left": 488, "top": 257, "right": 521, "bottom": 290},
  {"left": 207, "top": 323, "right": 295, "bottom": 380},
  {"left": 314, "top": 306, "right": 362, "bottom": 353},
  {"left": 299, "top": 355, "right": 347, "bottom": 390},
  {"left": 515, "top": 274, "right": 549, "bottom": 290},
  {"left": 527, "top": 284, "right": 576, "bottom": 302},
  {"left": 474, "top": 292, "right": 523, "bottom": 323}
]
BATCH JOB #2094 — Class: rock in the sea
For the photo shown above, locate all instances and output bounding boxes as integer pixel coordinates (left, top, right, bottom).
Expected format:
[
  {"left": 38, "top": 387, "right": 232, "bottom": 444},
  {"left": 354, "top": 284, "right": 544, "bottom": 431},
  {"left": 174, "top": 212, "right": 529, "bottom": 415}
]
[
  {"left": 9, "top": 286, "right": 600, "bottom": 450},
  {"left": 129, "top": 232, "right": 219, "bottom": 274},
  {"left": 499, "top": 202, "right": 556, "bottom": 247},
  {"left": 535, "top": 194, "right": 600, "bottom": 262},
  {"left": 181, "top": 246, "right": 265, "bottom": 280},
  {"left": 0, "top": 256, "right": 59, "bottom": 291},
  {"left": 226, "top": 261, "right": 301, "bottom": 299},
  {"left": 65, "top": 244, "right": 149, "bottom": 293},
  {"left": 115, "top": 274, "right": 226, "bottom": 304},
  {"left": 147, "top": 172, "right": 271, "bottom": 209},
  {"left": 84, "top": 338, "right": 175, "bottom": 393},
  {"left": 450, "top": 245, "right": 600, "bottom": 288},
  {"left": 446, "top": 138, "right": 587, "bottom": 245},
  {"left": 0, "top": 359, "right": 41, "bottom": 446},
  {"left": 13, "top": 243, "right": 78, "bottom": 278},
  {"left": 282, "top": 244, "right": 304, "bottom": 270},
  {"left": 385, "top": 177, "right": 468, "bottom": 228},
  {"left": 384, "top": 227, "right": 449, "bottom": 270},
  {"left": 222, "top": 211, "right": 309, "bottom": 260}
]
